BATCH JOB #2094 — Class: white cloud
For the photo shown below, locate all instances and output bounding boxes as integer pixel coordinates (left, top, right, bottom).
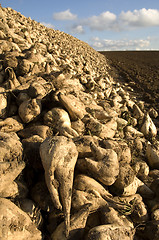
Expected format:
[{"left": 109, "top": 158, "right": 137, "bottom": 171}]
[
  {"left": 71, "top": 25, "right": 85, "bottom": 34},
  {"left": 53, "top": 9, "right": 77, "bottom": 21},
  {"left": 119, "top": 8, "right": 159, "bottom": 28},
  {"left": 90, "top": 37, "right": 150, "bottom": 50},
  {"left": 41, "top": 22, "right": 54, "bottom": 29},
  {"left": 68, "top": 8, "right": 159, "bottom": 33},
  {"left": 85, "top": 11, "right": 117, "bottom": 31}
]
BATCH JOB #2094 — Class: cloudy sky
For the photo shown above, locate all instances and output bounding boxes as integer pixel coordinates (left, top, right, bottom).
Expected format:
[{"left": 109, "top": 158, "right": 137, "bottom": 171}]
[{"left": 1, "top": 0, "right": 159, "bottom": 50}]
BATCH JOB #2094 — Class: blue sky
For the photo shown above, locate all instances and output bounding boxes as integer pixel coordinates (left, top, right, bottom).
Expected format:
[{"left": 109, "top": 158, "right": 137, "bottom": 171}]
[{"left": 1, "top": 0, "right": 159, "bottom": 50}]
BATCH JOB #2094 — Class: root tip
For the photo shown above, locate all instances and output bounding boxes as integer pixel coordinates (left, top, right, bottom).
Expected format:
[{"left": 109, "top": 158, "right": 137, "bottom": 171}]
[{"left": 65, "top": 213, "right": 70, "bottom": 238}]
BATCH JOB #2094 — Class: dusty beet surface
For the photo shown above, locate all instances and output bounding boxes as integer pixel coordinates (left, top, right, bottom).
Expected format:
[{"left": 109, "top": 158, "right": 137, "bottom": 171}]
[{"left": 100, "top": 51, "right": 159, "bottom": 113}]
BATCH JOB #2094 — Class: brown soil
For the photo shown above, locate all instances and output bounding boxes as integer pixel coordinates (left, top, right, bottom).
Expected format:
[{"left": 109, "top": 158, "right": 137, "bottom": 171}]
[{"left": 99, "top": 51, "right": 159, "bottom": 113}]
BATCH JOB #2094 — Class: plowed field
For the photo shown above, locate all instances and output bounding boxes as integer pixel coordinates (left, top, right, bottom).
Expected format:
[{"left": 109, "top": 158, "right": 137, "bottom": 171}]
[{"left": 100, "top": 51, "right": 159, "bottom": 113}]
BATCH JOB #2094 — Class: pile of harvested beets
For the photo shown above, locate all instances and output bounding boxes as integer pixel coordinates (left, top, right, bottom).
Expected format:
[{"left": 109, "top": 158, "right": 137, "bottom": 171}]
[{"left": 0, "top": 4, "right": 159, "bottom": 240}]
